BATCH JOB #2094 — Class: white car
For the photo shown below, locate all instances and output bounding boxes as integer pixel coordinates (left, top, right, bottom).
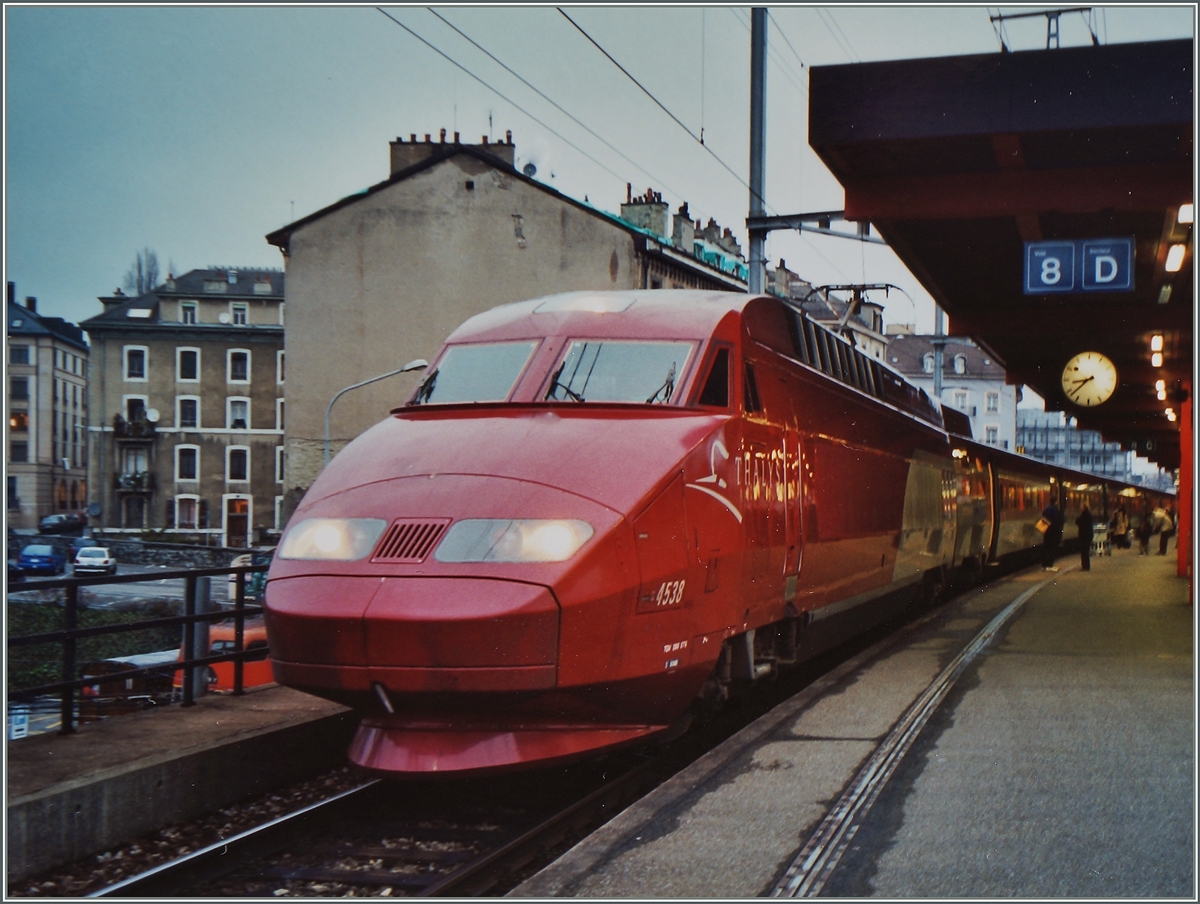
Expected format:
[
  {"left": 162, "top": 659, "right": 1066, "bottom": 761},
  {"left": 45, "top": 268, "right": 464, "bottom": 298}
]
[{"left": 73, "top": 547, "right": 118, "bottom": 576}]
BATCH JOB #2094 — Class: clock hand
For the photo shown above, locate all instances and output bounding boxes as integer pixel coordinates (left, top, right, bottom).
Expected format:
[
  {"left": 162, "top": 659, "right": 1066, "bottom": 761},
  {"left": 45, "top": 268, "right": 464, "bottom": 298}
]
[{"left": 1069, "top": 376, "right": 1095, "bottom": 386}]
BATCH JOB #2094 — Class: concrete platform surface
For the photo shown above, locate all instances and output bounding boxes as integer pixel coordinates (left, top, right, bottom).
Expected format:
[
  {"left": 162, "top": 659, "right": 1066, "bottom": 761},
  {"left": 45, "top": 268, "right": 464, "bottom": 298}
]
[
  {"left": 513, "top": 552, "right": 1193, "bottom": 898},
  {"left": 7, "top": 685, "right": 354, "bottom": 883}
]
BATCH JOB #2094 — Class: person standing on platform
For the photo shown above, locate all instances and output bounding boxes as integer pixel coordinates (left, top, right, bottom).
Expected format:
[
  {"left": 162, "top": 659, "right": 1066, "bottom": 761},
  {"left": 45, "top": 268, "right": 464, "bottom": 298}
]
[
  {"left": 1075, "top": 505, "right": 1094, "bottom": 571},
  {"left": 1041, "top": 496, "right": 1064, "bottom": 571},
  {"left": 1136, "top": 511, "right": 1153, "bottom": 555},
  {"left": 1157, "top": 503, "right": 1175, "bottom": 555},
  {"left": 1110, "top": 504, "right": 1130, "bottom": 549}
]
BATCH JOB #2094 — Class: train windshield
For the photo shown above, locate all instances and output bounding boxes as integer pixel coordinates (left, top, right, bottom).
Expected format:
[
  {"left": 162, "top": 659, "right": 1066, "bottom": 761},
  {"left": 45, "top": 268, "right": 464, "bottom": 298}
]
[
  {"left": 411, "top": 341, "right": 538, "bottom": 405},
  {"left": 544, "top": 340, "right": 693, "bottom": 404}
]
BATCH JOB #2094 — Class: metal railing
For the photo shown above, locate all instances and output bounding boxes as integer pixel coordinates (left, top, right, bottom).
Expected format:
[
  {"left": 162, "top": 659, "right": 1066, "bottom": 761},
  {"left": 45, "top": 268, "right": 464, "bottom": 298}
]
[{"left": 7, "top": 564, "right": 270, "bottom": 734}]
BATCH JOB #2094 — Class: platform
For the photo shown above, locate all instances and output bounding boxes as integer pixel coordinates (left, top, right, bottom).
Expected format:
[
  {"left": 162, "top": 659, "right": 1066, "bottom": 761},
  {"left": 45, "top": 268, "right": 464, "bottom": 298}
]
[
  {"left": 6, "top": 684, "right": 354, "bottom": 883},
  {"left": 513, "top": 550, "right": 1194, "bottom": 898}
]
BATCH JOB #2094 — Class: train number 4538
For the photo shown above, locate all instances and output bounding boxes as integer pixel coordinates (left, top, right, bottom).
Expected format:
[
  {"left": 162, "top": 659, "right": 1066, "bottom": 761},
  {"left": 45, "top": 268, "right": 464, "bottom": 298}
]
[{"left": 654, "top": 580, "right": 686, "bottom": 607}]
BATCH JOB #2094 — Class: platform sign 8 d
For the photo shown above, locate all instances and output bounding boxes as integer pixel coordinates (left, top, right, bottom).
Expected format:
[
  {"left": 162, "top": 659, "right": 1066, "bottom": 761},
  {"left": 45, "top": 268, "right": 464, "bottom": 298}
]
[{"left": 1025, "top": 238, "right": 1134, "bottom": 294}]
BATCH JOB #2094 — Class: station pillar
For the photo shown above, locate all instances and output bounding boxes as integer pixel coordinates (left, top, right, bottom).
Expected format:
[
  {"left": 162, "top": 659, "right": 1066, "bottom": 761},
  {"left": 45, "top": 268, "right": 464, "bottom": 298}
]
[{"left": 1178, "top": 385, "right": 1192, "bottom": 586}]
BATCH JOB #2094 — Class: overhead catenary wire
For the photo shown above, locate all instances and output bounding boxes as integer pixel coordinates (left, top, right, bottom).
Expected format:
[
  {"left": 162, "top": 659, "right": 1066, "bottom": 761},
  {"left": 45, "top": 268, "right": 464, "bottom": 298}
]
[
  {"left": 425, "top": 8, "right": 689, "bottom": 201},
  {"left": 375, "top": 7, "right": 629, "bottom": 185},
  {"left": 557, "top": 7, "right": 759, "bottom": 203}
]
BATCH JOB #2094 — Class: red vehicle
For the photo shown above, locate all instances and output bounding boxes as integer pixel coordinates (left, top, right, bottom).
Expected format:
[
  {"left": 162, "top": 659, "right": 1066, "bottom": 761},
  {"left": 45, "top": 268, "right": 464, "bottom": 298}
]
[{"left": 264, "top": 290, "right": 1172, "bottom": 776}]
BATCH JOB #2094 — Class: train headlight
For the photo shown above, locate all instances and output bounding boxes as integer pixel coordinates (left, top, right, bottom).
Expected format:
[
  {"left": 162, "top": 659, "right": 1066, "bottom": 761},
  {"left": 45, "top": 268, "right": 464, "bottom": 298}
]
[
  {"left": 434, "top": 519, "right": 594, "bottom": 563},
  {"left": 278, "top": 518, "right": 387, "bottom": 561}
]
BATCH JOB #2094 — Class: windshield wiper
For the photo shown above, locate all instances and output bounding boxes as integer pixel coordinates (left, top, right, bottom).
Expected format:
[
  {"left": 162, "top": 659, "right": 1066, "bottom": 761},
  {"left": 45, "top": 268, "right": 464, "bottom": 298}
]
[
  {"left": 409, "top": 369, "right": 439, "bottom": 405},
  {"left": 545, "top": 362, "right": 585, "bottom": 403},
  {"left": 645, "top": 362, "right": 677, "bottom": 404}
]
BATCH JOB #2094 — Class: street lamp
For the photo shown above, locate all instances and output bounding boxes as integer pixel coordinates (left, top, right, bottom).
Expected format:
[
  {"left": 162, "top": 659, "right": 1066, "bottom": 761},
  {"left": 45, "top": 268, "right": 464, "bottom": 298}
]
[{"left": 323, "top": 359, "right": 428, "bottom": 467}]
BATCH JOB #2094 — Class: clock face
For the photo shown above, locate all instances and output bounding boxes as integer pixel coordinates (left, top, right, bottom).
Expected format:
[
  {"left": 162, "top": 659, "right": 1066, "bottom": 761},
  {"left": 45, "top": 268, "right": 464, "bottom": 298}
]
[{"left": 1061, "top": 351, "right": 1118, "bottom": 407}]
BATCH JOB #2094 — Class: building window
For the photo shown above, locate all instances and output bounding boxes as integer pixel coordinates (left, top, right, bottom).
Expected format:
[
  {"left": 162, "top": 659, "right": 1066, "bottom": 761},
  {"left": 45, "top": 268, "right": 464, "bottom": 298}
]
[
  {"left": 11, "top": 377, "right": 29, "bottom": 400},
  {"left": 953, "top": 354, "right": 967, "bottom": 375},
  {"left": 180, "top": 303, "right": 197, "bottom": 324},
  {"left": 177, "top": 348, "right": 200, "bottom": 382},
  {"left": 10, "top": 441, "right": 29, "bottom": 463},
  {"left": 231, "top": 303, "right": 248, "bottom": 325},
  {"left": 121, "top": 446, "right": 148, "bottom": 475},
  {"left": 124, "top": 346, "right": 148, "bottom": 381},
  {"left": 9, "top": 411, "right": 28, "bottom": 431},
  {"left": 985, "top": 425, "right": 999, "bottom": 445},
  {"left": 276, "top": 350, "right": 285, "bottom": 385},
  {"left": 9, "top": 345, "right": 29, "bottom": 365},
  {"left": 177, "top": 397, "right": 199, "bottom": 429},
  {"left": 227, "top": 447, "right": 249, "bottom": 481},
  {"left": 227, "top": 398, "right": 250, "bottom": 430},
  {"left": 228, "top": 349, "right": 250, "bottom": 383},
  {"left": 275, "top": 446, "right": 285, "bottom": 483},
  {"left": 176, "top": 445, "right": 200, "bottom": 481},
  {"left": 175, "top": 495, "right": 200, "bottom": 529},
  {"left": 986, "top": 391, "right": 999, "bottom": 412},
  {"left": 8, "top": 476, "right": 19, "bottom": 510},
  {"left": 954, "top": 391, "right": 968, "bottom": 410},
  {"left": 922, "top": 353, "right": 935, "bottom": 374},
  {"left": 124, "top": 395, "right": 148, "bottom": 423},
  {"left": 276, "top": 399, "right": 285, "bottom": 431}
]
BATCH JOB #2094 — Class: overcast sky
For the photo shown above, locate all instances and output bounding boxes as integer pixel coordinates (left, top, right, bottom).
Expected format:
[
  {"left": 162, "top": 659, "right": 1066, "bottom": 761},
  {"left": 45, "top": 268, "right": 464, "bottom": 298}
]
[{"left": 5, "top": 4, "right": 1194, "bottom": 340}]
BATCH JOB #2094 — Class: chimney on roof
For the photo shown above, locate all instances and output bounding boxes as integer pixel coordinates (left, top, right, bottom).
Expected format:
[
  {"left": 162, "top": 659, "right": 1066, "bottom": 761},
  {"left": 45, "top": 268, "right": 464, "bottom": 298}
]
[
  {"left": 672, "top": 202, "right": 695, "bottom": 251},
  {"left": 506, "top": 130, "right": 512, "bottom": 144},
  {"left": 389, "top": 129, "right": 516, "bottom": 175},
  {"left": 621, "top": 187, "right": 670, "bottom": 239},
  {"left": 24, "top": 296, "right": 37, "bottom": 313}
]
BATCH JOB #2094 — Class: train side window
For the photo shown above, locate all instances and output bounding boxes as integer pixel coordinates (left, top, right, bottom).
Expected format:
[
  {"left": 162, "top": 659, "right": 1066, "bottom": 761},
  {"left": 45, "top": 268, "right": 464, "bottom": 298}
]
[
  {"left": 697, "top": 348, "right": 730, "bottom": 407},
  {"left": 787, "top": 311, "right": 810, "bottom": 366},
  {"left": 803, "top": 320, "right": 821, "bottom": 370},
  {"left": 246, "top": 640, "right": 270, "bottom": 662},
  {"left": 743, "top": 362, "right": 763, "bottom": 413}
]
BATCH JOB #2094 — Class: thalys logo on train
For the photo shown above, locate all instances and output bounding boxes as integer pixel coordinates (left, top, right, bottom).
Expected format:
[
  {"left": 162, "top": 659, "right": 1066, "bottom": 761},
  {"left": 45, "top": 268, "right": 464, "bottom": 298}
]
[{"left": 685, "top": 435, "right": 742, "bottom": 523}]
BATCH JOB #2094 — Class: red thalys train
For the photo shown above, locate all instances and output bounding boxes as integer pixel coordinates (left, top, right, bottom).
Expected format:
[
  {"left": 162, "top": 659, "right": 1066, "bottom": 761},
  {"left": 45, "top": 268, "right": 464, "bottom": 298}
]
[{"left": 264, "top": 291, "right": 1173, "bottom": 776}]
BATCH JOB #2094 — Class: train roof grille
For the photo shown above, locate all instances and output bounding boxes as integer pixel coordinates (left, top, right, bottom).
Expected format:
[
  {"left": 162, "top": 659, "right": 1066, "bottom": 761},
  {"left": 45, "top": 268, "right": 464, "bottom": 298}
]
[{"left": 371, "top": 519, "right": 451, "bottom": 563}]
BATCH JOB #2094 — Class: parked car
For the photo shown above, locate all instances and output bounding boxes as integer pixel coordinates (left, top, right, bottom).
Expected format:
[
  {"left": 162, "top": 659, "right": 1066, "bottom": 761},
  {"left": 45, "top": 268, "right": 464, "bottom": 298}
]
[
  {"left": 7, "top": 559, "right": 25, "bottom": 584},
  {"left": 73, "top": 547, "right": 118, "bottom": 576},
  {"left": 38, "top": 513, "right": 86, "bottom": 535},
  {"left": 18, "top": 544, "right": 68, "bottom": 575},
  {"left": 228, "top": 549, "right": 274, "bottom": 601}
]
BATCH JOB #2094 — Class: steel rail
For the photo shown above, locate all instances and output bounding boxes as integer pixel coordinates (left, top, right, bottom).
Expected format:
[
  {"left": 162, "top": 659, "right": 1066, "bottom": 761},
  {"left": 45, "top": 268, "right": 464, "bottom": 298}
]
[
  {"left": 770, "top": 567, "right": 1075, "bottom": 897},
  {"left": 416, "top": 758, "right": 660, "bottom": 896},
  {"left": 88, "top": 781, "right": 380, "bottom": 897}
]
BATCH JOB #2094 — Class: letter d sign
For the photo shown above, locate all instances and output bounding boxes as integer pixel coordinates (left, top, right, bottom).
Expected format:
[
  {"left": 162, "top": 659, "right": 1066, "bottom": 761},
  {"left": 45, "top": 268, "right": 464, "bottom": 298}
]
[{"left": 1081, "top": 239, "right": 1133, "bottom": 291}]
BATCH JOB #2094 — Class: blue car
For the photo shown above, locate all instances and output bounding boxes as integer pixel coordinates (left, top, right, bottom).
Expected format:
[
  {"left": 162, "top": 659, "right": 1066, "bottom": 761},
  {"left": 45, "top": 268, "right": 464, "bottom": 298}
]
[{"left": 18, "top": 544, "right": 67, "bottom": 575}]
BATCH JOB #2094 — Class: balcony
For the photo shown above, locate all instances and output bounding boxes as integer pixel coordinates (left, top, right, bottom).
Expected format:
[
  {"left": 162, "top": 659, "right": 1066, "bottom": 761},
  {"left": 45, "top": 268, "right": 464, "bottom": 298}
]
[
  {"left": 113, "top": 471, "right": 155, "bottom": 493},
  {"left": 113, "top": 415, "right": 156, "bottom": 439}
]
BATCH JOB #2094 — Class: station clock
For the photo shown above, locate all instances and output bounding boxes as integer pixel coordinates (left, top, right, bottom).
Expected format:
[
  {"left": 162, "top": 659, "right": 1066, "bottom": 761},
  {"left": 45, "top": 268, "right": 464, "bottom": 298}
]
[{"left": 1061, "top": 351, "right": 1118, "bottom": 407}]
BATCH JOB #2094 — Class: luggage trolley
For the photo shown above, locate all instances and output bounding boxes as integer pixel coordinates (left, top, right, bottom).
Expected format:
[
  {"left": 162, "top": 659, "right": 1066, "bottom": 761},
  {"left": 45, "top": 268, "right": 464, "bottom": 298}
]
[{"left": 1091, "top": 523, "right": 1111, "bottom": 557}]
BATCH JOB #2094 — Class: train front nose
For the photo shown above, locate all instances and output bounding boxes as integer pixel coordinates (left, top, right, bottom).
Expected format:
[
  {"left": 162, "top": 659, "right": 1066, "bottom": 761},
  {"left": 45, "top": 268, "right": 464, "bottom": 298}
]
[{"left": 266, "top": 573, "right": 561, "bottom": 695}]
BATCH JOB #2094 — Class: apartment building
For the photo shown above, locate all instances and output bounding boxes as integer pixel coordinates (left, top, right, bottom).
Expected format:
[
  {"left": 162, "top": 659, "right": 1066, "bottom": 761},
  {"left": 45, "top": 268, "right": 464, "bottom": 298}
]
[
  {"left": 6, "top": 285, "right": 90, "bottom": 529},
  {"left": 81, "top": 268, "right": 284, "bottom": 547},
  {"left": 885, "top": 333, "right": 1020, "bottom": 448}
]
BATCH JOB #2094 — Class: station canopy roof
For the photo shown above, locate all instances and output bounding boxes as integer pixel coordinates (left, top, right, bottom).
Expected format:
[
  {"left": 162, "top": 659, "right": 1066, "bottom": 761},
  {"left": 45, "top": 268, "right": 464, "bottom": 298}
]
[{"left": 809, "top": 38, "right": 1192, "bottom": 470}]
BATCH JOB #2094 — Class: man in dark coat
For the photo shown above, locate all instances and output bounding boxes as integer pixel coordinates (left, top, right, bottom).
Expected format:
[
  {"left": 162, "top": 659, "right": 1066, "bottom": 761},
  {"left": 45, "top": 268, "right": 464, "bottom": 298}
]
[{"left": 1075, "top": 506, "right": 1094, "bottom": 571}]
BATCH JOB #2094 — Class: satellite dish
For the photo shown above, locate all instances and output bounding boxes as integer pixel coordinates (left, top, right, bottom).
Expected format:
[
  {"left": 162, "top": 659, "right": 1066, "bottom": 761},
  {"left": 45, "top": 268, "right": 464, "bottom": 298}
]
[
  {"left": 523, "top": 162, "right": 537, "bottom": 178},
  {"left": 218, "top": 312, "right": 232, "bottom": 324},
  {"left": 146, "top": 408, "right": 160, "bottom": 423},
  {"left": 517, "top": 137, "right": 554, "bottom": 183}
]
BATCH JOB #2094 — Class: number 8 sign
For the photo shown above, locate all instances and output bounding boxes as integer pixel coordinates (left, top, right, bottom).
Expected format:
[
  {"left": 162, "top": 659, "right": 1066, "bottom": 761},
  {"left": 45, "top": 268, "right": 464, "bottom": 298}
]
[{"left": 1025, "top": 241, "right": 1076, "bottom": 293}]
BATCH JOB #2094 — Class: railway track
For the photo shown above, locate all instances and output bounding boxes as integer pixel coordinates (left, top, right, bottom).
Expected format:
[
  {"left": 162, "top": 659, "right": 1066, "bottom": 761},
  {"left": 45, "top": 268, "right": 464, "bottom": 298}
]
[{"left": 92, "top": 755, "right": 661, "bottom": 897}]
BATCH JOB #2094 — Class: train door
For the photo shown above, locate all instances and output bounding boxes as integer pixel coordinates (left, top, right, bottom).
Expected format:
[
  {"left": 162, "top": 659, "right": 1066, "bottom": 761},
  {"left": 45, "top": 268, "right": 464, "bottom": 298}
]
[{"left": 783, "top": 428, "right": 802, "bottom": 603}]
